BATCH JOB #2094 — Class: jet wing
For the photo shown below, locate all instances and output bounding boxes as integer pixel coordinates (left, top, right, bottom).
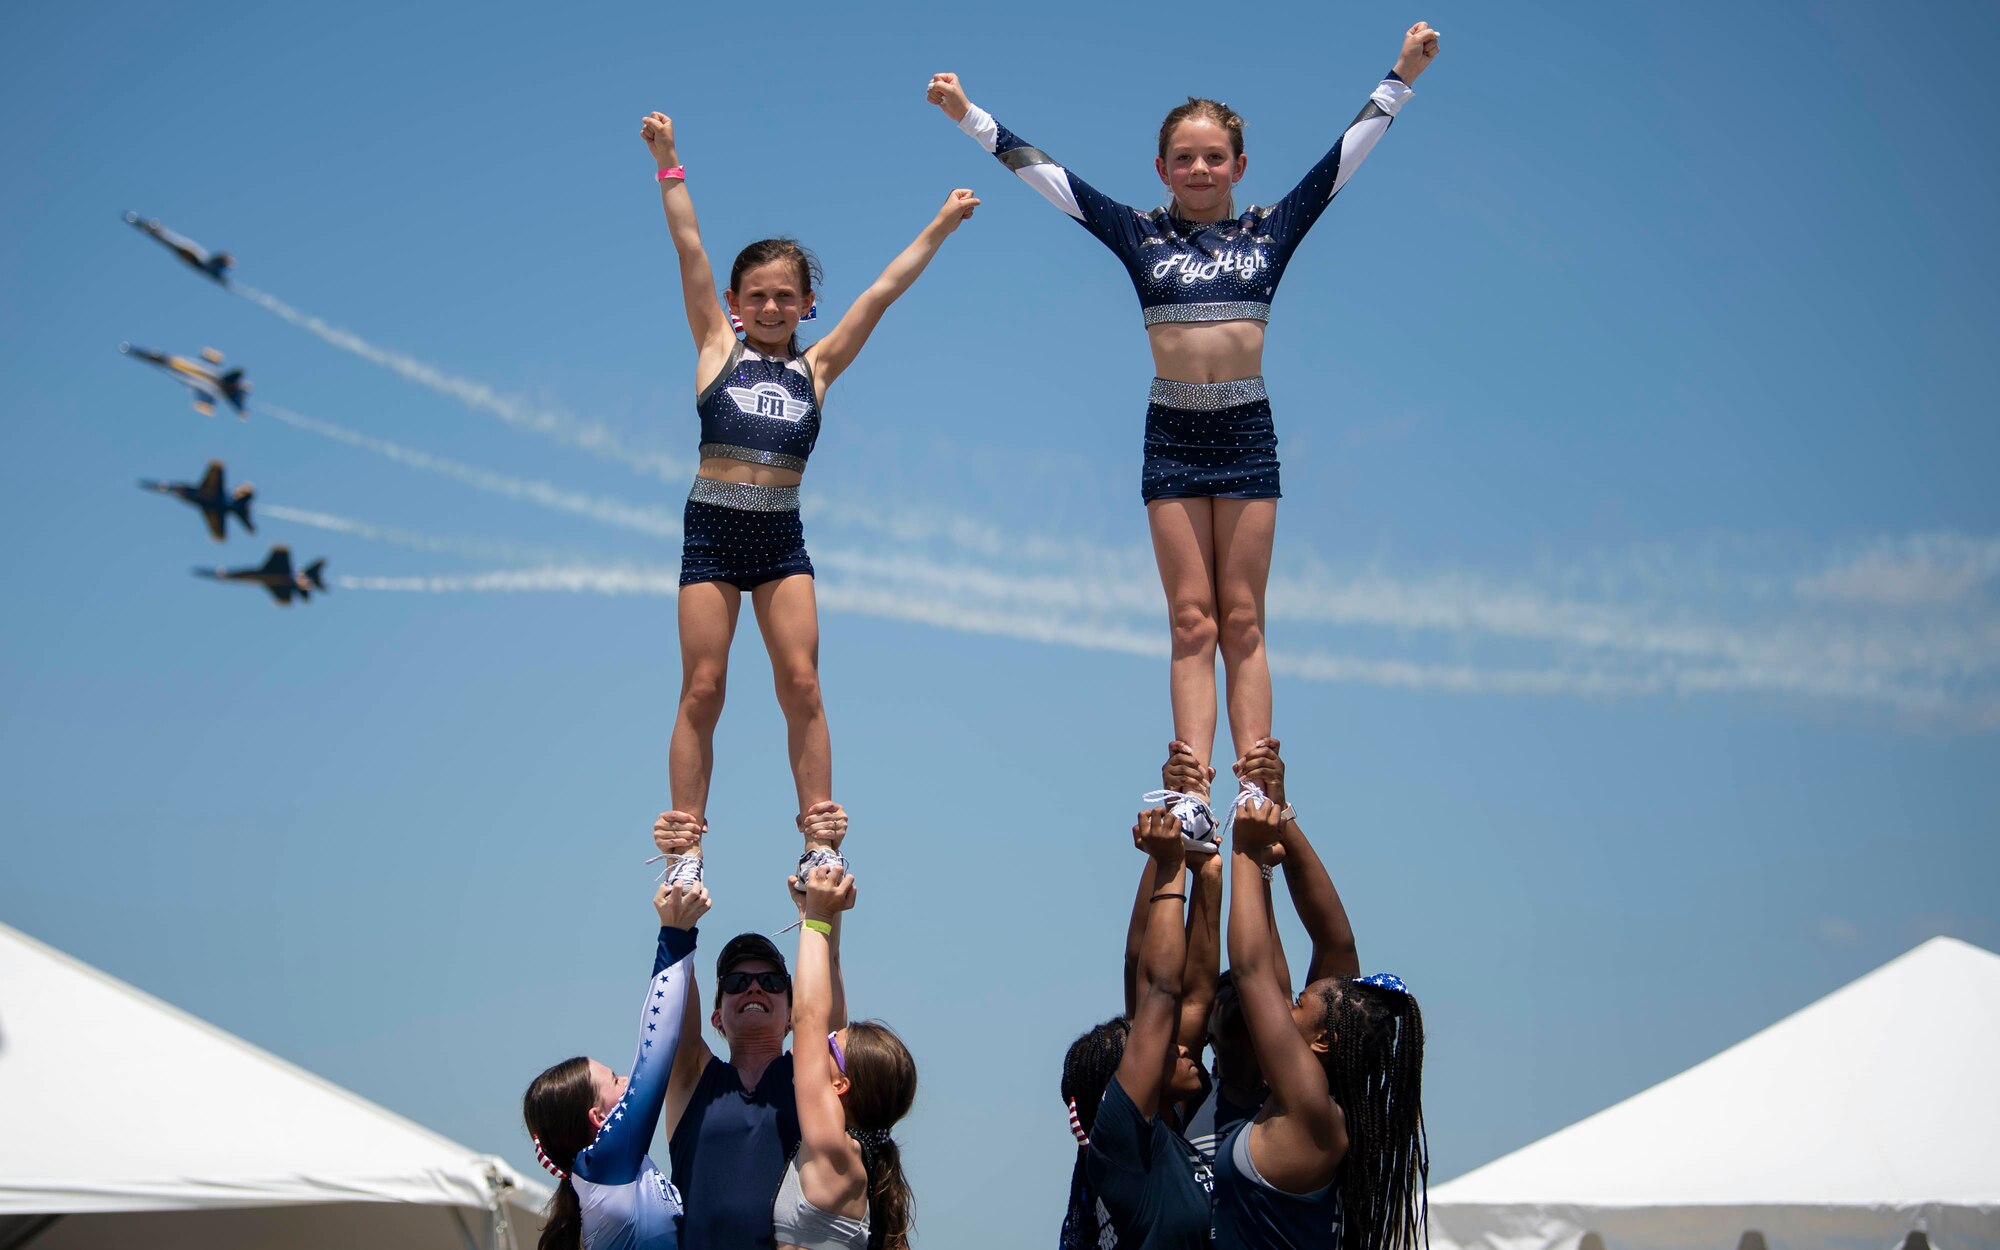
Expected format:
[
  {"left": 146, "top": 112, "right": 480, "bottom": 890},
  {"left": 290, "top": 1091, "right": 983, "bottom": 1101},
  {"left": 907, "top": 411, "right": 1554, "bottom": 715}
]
[
  {"left": 265, "top": 583, "right": 295, "bottom": 605},
  {"left": 259, "top": 547, "right": 295, "bottom": 579},
  {"left": 202, "top": 507, "right": 226, "bottom": 542},
  {"left": 198, "top": 462, "right": 223, "bottom": 496}
]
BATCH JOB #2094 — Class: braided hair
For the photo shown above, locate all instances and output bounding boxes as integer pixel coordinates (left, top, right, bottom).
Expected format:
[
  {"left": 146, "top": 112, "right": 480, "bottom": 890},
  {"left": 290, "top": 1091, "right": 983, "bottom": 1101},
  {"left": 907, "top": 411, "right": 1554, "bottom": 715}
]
[
  {"left": 521, "top": 1057, "right": 596, "bottom": 1250},
  {"left": 1058, "top": 1016, "right": 1130, "bottom": 1250},
  {"left": 1316, "top": 980, "right": 1428, "bottom": 1250}
]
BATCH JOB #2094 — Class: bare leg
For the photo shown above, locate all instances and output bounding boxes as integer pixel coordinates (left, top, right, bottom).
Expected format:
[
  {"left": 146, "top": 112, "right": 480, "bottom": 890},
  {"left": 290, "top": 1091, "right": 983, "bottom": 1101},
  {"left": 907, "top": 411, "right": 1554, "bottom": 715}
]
[
  {"left": 1148, "top": 498, "right": 1220, "bottom": 774},
  {"left": 750, "top": 573, "right": 830, "bottom": 822},
  {"left": 669, "top": 579, "right": 743, "bottom": 835},
  {"left": 1212, "top": 498, "right": 1276, "bottom": 761}
]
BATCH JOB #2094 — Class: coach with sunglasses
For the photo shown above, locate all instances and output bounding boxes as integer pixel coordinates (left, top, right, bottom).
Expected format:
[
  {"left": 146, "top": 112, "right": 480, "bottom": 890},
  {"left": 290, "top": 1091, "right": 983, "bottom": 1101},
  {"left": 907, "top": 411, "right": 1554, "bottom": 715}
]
[{"left": 656, "top": 814, "right": 848, "bottom": 1249}]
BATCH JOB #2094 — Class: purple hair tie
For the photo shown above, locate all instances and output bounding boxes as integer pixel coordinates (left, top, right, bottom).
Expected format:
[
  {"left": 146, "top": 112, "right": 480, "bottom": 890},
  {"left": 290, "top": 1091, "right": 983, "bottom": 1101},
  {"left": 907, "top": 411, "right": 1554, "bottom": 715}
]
[{"left": 1355, "top": 972, "right": 1409, "bottom": 994}]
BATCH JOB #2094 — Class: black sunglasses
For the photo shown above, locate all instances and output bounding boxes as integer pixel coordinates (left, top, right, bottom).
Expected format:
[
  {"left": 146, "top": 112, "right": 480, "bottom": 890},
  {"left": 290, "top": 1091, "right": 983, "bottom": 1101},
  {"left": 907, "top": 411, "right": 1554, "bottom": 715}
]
[{"left": 718, "top": 970, "right": 790, "bottom": 995}]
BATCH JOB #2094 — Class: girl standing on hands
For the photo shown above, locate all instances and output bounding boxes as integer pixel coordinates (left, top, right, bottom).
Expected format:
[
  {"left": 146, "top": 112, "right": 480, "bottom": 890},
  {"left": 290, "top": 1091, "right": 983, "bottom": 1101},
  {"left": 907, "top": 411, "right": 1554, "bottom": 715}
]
[
  {"left": 926, "top": 24, "right": 1441, "bottom": 831},
  {"left": 640, "top": 112, "right": 977, "bottom": 877}
]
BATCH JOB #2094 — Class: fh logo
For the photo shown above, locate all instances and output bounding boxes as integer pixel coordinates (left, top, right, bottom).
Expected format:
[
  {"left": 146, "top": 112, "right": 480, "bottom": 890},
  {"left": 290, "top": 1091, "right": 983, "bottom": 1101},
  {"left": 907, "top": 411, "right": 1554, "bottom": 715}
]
[{"left": 725, "top": 383, "right": 811, "bottom": 423}]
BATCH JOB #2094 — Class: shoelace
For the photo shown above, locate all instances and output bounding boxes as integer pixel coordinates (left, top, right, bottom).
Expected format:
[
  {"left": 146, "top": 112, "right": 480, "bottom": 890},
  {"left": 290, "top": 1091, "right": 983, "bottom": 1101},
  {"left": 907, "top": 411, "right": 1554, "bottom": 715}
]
[{"left": 1220, "top": 780, "right": 1269, "bottom": 838}]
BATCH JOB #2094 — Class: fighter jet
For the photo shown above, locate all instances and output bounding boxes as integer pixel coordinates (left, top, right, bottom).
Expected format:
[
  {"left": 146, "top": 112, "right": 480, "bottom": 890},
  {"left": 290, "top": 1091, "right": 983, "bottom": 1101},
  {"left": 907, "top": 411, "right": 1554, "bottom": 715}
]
[
  {"left": 139, "top": 460, "right": 254, "bottom": 542},
  {"left": 119, "top": 342, "right": 251, "bottom": 417},
  {"left": 194, "top": 545, "right": 326, "bottom": 605},
  {"left": 123, "top": 211, "right": 233, "bottom": 285}
]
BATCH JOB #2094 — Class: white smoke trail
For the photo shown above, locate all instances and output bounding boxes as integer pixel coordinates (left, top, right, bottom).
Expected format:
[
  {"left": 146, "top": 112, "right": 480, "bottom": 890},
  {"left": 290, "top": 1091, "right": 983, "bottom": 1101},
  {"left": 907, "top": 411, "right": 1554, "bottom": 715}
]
[
  {"left": 262, "top": 404, "right": 682, "bottom": 541},
  {"left": 333, "top": 561, "right": 1990, "bottom": 720},
  {"left": 261, "top": 504, "right": 571, "bottom": 564},
  {"left": 236, "top": 283, "right": 692, "bottom": 480}
]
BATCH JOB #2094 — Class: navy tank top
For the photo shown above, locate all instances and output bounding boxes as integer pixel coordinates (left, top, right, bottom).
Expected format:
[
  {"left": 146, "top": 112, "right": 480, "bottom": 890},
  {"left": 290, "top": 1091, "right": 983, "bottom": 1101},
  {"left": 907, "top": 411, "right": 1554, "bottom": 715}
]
[
  {"left": 696, "top": 342, "right": 821, "bottom": 473},
  {"left": 668, "top": 1052, "right": 801, "bottom": 1250}
]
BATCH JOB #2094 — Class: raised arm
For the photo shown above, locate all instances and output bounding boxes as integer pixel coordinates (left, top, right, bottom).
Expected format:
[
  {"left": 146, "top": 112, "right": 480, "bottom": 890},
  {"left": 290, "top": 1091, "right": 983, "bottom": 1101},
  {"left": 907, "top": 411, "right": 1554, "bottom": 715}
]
[
  {"left": 573, "top": 882, "right": 712, "bottom": 1185},
  {"left": 639, "top": 113, "right": 735, "bottom": 363},
  {"left": 793, "top": 866, "right": 864, "bottom": 1196},
  {"left": 652, "top": 812, "right": 717, "bottom": 1134},
  {"left": 805, "top": 189, "right": 978, "bottom": 393},
  {"left": 1113, "top": 808, "right": 1191, "bottom": 1121},
  {"left": 927, "top": 72, "right": 1150, "bottom": 257},
  {"left": 1260, "top": 23, "right": 1440, "bottom": 256},
  {"left": 1236, "top": 738, "right": 1359, "bottom": 981},
  {"left": 1228, "top": 798, "right": 1346, "bottom": 1193}
]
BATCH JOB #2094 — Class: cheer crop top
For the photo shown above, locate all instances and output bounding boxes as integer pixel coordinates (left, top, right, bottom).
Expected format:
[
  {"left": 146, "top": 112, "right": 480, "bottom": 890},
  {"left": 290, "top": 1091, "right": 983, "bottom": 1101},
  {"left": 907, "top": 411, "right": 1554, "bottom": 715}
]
[
  {"left": 955, "top": 74, "right": 1413, "bottom": 325},
  {"left": 696, "top": 341, "right": 822, "bottom": 473}
]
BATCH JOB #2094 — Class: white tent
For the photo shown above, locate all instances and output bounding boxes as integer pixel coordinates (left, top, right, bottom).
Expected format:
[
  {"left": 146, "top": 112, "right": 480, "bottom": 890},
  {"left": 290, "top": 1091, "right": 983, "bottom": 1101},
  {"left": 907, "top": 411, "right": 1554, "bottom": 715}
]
[
  {"left": 0, "top": 921, "right": 547, "bottom": 1249},
  {"left": 1428, "top": 936, "right": 2000, "bottom": 1250}
]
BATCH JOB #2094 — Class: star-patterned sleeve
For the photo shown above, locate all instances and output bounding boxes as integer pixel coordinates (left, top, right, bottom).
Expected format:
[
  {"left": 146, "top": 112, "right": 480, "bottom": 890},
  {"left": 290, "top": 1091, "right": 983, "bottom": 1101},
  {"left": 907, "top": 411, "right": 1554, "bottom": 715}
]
[
  {"left": 1259, "top": 75, "right": 1414, "bottom": 262},
  {"left": 572, "top": 928, "right": 697, "bottom": 1186},
  {"left": 955, "top": 103, "right": 1150, "bottom": 259}
]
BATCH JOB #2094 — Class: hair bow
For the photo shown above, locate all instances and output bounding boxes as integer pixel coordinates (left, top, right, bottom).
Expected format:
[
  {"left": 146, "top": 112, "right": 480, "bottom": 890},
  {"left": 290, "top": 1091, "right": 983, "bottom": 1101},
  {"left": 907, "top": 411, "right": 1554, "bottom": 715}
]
[{"left": 1355, "top": 972, "right": 1410, "bottom": 995}]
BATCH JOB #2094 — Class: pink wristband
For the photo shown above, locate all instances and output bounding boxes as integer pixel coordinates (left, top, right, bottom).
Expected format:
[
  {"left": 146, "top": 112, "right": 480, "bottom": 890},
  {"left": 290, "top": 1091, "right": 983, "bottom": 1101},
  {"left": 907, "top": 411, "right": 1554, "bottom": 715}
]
[{"left": 657, "top": 166, "right": 685, "bottom": 182}]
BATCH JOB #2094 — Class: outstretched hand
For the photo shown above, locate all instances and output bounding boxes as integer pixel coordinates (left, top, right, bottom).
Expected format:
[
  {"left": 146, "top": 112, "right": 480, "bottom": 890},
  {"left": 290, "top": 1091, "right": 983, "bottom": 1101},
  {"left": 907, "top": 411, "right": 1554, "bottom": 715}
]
[
  {"left": 934, "top": 188, "right": 981, "bottom": 233},
  {"left": 925, "top": 72, "right": 971, "bottom": 122},
  {"left": 1230, "top": 793, "right": 1286, "bottom": 860},
  {"left": 653, "top": 810, "right": 705, "bottom": 856},
  {"left": 640, "top": 112, "right": 679, "bottom": 167},
  {"left": 1393, "top": 21, "right": 1442, "bottom": 82},
  {"left": 803, "top": 865, "right": 858, "bottom": 922},
  {"left": 1133, "top": 807, "right": 1186, "bottom": 866},
  {"left": 654, "top": 880, "right": 712, "bottom": 929}
]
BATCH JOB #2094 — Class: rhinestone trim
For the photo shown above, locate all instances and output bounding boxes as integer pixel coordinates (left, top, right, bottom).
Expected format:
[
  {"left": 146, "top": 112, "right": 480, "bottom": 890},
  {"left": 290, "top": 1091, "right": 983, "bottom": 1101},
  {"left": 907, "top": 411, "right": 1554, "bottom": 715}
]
[
  {"left": 688, "top": 476, "right": 800, "bottom": 512},
  {"left": 700, "top": 443, "right": 806, "bottom": 473},
  {"left": 1142, "top": 301, "right": 1271, "bottom": 326},
  {"left": 1147, "top": 376, "right": 1269, "bottom": 410}
]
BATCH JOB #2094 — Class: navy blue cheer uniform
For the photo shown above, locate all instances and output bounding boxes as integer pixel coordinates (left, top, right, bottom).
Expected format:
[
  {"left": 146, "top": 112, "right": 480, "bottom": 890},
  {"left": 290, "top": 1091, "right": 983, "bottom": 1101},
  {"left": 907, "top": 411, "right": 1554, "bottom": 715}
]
[
  {"left": 1212, "top": 1122, "right": 1344, "bottom": 1250},
  {"left": 570, "top": 926, "right": 699, "bottom": 1250},
  {"left": 680, "top": 342, "right": 821, "bottom": 590},
  {"left": 954, "top": 75, "right": 1414, "bottom": 501},
  {"left": 1087, "top": 1077, "right": 1216, "bottom": 1250}
]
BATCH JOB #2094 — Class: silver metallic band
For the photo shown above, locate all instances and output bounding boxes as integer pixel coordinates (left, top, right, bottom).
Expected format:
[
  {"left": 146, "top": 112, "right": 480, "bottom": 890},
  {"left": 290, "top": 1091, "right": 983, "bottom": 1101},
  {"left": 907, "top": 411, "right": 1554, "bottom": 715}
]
[
  {"left": 1148, "top": 376, "right": 1269, "bottom": 410},
  {"left": 1142, "top": 301, "right": 1272, "bottom": 326},
  {"left": 700, "top": 443, "right": 806, "bottom": 473},
  {"left": 688, "top": 476, "right": 800, "bottom": 512}
]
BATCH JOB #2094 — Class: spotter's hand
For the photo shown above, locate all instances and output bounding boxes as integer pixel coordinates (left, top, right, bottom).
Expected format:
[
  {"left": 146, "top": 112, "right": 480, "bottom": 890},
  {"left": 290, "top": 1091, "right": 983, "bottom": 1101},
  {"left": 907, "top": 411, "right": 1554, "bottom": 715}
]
[
  {"left": 654, "top": 880, "right": 712, "bottom": 928},
  {"left": 1133, "top": 806, "right": 1186, "bottom": 866},
  {"left": 803, "top": 865, "right": 858, "bottom": 922},
  {"left": 1163, "top": 739, "right": 1215, "bottom": 797},
  {"left": 925, "top": 72, "right": 970, "bottom": 122},
  {"left": 797, "top": 801, "right": 848, "bottom": 851},
  {"left": 653, "top": 810, "right": 705, "bottom": 856}
]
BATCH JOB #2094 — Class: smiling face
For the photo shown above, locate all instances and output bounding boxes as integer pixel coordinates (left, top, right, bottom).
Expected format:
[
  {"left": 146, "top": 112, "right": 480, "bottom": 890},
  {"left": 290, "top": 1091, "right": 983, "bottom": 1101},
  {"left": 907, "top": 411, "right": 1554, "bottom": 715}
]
[
  {"left": 1156, "top": 116, "right": 1246, "bottom": 219},
  {"left": 725, "top": 259, "right": 811, "bottom": 356},
  {"left": 711, "top": 957, "right": 793, "bottom": 1042}
]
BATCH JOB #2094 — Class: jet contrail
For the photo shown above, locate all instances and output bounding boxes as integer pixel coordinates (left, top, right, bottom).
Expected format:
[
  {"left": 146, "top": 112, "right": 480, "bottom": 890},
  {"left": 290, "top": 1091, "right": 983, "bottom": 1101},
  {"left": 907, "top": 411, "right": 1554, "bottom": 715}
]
[
  {"left": 263, "top": 404, "right": 682, "bottom": 541},
  {"left": 261, "top": 503, "right": 572, "bottom": 564},
  {"left": 334, "top": 561, "right": 1989, "bottom": 721},
  {"left": 236, "top": 283, "right": 692, "bottom": 481}
]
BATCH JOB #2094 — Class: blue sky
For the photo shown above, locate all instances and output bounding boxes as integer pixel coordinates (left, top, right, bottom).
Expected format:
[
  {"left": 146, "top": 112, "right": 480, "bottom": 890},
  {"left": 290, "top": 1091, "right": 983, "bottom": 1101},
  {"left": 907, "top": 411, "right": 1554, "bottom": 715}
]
[{"left": 2, "top": 0, "right": 1996, "bottom": 1242}]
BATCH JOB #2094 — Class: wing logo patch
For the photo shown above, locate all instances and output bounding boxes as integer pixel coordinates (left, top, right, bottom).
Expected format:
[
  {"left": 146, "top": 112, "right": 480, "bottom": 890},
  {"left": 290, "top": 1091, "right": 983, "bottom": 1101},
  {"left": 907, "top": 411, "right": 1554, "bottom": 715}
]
[{"left": 725, "top": 383, "right": 810, "bottom": 423}]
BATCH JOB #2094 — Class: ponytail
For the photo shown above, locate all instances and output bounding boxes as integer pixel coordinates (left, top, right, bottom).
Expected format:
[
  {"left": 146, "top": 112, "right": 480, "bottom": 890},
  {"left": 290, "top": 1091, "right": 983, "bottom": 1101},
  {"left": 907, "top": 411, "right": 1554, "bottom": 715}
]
[
  {"left": 522, "top": 1057, "right": 596, "bottom": 1250},
  {"left": 840, "top": 1023, "right": 919, "bottom": 1250}
]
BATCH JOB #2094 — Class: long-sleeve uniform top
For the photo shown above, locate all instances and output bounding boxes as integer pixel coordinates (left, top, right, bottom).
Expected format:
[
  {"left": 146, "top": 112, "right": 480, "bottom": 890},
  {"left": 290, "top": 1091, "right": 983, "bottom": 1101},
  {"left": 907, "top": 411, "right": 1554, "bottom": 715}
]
[
  {"left": 954, "top": 75, "right": 1413, "bottom": 326},
  {"left": 572, "top": 927, "right": 699, "bottom": 1250}
]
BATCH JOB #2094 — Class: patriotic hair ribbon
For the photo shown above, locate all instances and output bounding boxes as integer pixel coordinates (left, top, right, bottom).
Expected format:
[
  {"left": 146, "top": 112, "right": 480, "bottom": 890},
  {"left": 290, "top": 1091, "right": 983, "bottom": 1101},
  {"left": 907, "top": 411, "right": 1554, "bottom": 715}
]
[
  {"left": 532, "top": 1135, "right": 568, "bottom": 1180},
  {"left": 1355, "top": 972, "right": 1410, "bottom": 995},
  {"left": 1066, "top": 1096, "right": 1090, "bottom": 1146}
]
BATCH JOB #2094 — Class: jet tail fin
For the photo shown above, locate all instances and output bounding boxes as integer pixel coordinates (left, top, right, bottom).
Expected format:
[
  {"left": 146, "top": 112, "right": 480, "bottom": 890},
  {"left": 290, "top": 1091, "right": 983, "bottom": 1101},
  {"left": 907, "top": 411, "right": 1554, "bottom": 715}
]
[
  {"left": 303, "top": 559, "right": 327, "bottom": 592},
  {"left": 232, "top": 486, "right": 255, "bottom": 534}
]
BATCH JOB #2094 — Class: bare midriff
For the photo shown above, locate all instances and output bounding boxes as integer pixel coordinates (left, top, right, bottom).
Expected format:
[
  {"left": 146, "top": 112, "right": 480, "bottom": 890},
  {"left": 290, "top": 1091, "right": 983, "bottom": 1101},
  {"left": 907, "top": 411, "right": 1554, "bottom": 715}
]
[
  {"left": 1148, "top": 319, "right": 1266, "bottom": 384},
  {"left": 695, "top": 457, "right": 803, "bottom": 488}
]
